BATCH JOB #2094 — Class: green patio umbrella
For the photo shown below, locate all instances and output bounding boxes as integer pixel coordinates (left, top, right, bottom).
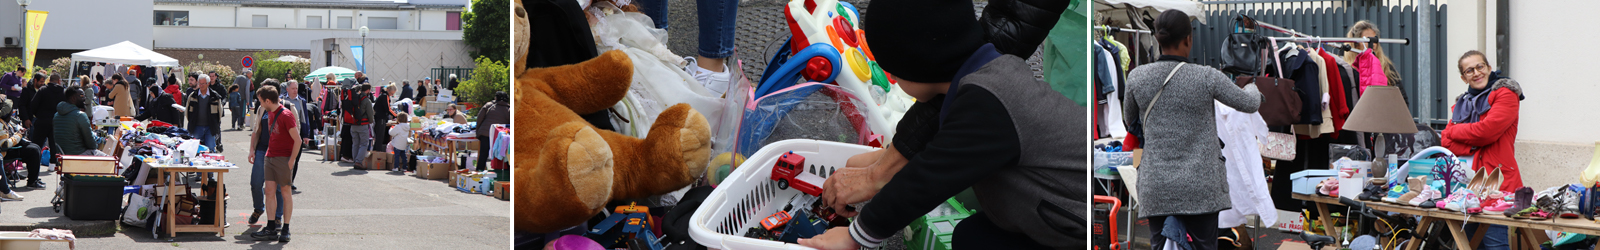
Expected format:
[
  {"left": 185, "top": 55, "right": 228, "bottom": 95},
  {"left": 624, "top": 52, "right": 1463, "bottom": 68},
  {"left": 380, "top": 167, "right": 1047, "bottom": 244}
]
[{"left": 304, "top": 66, "right": 356, "bottom": 82}]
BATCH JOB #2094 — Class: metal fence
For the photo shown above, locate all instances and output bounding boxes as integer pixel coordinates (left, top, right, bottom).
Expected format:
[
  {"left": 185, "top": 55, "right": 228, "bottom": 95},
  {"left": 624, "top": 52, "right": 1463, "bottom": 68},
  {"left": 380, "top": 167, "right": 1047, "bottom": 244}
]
[
  {"left": 429, "top": 67, "right": 475, "bottom": 82},
  {"left": 1188, "top": 1, "right": 1450, "bottom": 125}
]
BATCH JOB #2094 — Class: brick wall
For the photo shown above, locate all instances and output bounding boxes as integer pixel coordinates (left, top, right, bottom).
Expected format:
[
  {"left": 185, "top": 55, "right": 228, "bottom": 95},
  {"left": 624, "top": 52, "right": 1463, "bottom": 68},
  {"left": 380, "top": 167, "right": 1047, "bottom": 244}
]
[{"left": 154, "top": 49, "right": 311, "bottom": 73}]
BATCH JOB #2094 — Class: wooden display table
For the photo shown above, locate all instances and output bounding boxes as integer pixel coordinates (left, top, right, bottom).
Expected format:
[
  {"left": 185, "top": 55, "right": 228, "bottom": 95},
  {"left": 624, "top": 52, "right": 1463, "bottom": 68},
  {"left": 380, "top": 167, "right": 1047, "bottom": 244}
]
[
  {"left": 1292, "top": 193, "right": 1598, "bottom": 250},
  {"left": 151, "top": 164, "right": 236, "bottom": 238}
]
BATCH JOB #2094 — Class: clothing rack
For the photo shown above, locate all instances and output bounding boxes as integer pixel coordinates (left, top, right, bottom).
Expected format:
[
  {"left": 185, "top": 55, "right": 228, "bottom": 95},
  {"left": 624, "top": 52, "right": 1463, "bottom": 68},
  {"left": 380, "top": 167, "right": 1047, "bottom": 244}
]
[
  {"left": 1269, "top": 36, "right": 1411, "bottom": 45},
  {"left": 1252, "top": 19, "right": 1410, "bottom": 45},
  {"left": 1094, "top": 25, "right": 1151, "bottom": 34}
]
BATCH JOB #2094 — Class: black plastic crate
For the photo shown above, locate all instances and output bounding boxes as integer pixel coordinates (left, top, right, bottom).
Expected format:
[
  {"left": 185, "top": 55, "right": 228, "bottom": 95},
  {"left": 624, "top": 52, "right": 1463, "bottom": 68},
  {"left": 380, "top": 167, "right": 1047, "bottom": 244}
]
[{"left": 63, "top": 174, "right": 126, "bottom": 221}]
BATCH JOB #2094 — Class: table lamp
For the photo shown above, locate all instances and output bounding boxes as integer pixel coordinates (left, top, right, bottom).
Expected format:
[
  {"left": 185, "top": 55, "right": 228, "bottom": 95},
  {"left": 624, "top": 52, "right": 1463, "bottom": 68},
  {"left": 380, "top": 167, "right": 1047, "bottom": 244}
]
[{"left": 1342, "top": 86, "right": 1418, "bottom": 179}]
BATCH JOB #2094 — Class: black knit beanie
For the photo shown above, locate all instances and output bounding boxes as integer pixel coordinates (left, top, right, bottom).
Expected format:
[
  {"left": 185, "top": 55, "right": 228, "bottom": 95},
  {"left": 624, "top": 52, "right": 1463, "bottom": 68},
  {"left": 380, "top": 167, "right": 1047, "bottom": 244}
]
[{"left": 864, "top": 0, "right": 985, "bottom": 83}]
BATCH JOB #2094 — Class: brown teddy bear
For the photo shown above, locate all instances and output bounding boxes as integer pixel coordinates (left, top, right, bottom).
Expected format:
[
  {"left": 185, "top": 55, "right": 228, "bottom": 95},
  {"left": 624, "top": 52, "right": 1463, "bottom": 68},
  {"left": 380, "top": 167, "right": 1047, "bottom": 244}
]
[{"left": 513, "top": 49, "right": 712, "bottom": 232}]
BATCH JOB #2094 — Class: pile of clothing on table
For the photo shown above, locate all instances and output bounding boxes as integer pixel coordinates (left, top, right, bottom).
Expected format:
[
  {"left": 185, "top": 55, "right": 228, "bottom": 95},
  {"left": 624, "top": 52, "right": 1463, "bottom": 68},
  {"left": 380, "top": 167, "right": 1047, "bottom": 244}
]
[{"left": 423, "top": 122, "right": 477, "bottom": 140}]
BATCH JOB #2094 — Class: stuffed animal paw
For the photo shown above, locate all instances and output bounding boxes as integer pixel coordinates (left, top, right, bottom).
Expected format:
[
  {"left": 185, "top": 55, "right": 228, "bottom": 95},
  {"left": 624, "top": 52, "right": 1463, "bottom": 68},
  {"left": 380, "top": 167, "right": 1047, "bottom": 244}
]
[{"left": 515, "top": 50, "right": 712, "bottom": 233}]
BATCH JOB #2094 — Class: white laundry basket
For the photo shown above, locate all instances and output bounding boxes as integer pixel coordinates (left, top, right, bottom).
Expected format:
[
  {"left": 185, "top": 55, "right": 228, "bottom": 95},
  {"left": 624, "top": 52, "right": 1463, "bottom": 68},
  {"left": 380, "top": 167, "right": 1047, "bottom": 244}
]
[{"left": 689, "top": 139, "right": 875, "bottom": 250}]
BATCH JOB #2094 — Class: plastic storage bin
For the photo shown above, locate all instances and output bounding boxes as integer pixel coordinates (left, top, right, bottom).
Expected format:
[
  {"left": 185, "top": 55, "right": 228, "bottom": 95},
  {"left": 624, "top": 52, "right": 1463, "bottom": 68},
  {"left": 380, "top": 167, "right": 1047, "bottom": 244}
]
[
  {"left": 690, "top": 139, "right": 875, "bottom": 250},
  {"left": 63, "top": 174, "right": 126, "bottom": 220},
  {"left": 1290, "top": 169, "right": 1338, "bottom": 195}
]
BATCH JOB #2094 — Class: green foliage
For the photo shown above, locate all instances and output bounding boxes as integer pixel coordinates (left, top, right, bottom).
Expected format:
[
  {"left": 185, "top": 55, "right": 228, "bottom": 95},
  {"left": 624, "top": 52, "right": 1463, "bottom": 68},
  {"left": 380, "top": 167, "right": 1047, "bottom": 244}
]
[
  {"left": 456, "top": 56, "right": 508, "bottom": 116},
  {"left": 45, "top": 57, "right": 72, "bottom": 78},
  {"left": 0, "top": 57, "right": 21, "bottom": 74},
  {"left": 463, "top": 0, "right": 510, "bottom": 62},
  {"left": 249, "top": 50, "right": 311, "bottom": 86},
  {"left": 0, "top": 56, "right": 48, "bottom": 79},
  {"left": 181, "top": 61, "right": 237, "bottom": 90}
]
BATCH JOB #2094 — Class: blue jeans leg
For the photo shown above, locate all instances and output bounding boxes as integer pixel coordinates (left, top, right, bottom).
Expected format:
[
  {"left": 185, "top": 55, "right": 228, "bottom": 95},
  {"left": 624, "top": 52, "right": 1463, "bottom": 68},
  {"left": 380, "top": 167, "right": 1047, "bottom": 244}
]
[
  {"left": 393, "top": 151, "right": 407, "bottom": 171},
  {"left": 252, "top": 150, "right": 266, "bottom": 212},
  {"left": 639, "top": 0, "right": 670, "bottom": 29},
  {"left": 1463, "top": 223, "right": 1510, "bottom": 250},
  {"left": 696, "top": 0, "right": 739, "bottom": 59},
  {"left": 251, "top": 150, "right": 285, "bottom": 218},
  {"left": 194, "top": 127, "right": 216, "bottom": 151}
]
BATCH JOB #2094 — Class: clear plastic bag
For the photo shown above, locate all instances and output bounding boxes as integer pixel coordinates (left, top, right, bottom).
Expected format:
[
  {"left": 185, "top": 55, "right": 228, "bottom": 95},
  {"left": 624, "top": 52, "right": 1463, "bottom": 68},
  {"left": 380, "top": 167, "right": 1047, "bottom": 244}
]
[{"left": 735, "top": 83, "right": 873, "bottom": 157}]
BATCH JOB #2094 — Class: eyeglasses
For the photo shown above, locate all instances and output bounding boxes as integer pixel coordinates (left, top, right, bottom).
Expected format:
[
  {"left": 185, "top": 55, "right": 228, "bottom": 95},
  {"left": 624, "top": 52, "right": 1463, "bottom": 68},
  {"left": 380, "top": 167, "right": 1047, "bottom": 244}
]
[{"left": 1461, "top": 64, "right": 1489, "bottom": 74}]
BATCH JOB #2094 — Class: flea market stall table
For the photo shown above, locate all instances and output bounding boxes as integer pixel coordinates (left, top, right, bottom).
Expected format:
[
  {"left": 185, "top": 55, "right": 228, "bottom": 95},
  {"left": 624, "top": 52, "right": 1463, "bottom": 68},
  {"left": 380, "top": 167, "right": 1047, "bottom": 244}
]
[
  {"left": 1291, "top": 193, "right": 1600, "bottom": 250},
  {"left": 150, "top": 163, "right": 235, "bottom": 238}
]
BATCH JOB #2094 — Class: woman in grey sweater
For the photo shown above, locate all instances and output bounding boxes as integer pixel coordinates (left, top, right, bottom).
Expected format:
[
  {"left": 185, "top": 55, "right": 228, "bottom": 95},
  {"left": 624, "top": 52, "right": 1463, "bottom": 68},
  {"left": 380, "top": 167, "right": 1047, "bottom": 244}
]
[{"left": 1122, "top": 10, "right": 1263, "bottom": 250}]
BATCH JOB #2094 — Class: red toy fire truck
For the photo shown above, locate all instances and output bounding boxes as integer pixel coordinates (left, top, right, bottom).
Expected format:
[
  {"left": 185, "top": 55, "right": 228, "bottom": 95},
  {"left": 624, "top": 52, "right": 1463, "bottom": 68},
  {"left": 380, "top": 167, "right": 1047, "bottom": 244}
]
[{"left": 770, "top": 151, "right": 825, "bottom": 196}]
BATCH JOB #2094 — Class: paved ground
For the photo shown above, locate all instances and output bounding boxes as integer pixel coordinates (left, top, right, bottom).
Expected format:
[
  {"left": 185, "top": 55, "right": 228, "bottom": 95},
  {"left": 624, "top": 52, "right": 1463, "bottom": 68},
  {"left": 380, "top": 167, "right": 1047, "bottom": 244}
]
[
  {"left": 662, "top": 0, "right": 998, "bottom": 82},
  {"left": 0, "top": 127, "right": 508, "bottom": 249}
]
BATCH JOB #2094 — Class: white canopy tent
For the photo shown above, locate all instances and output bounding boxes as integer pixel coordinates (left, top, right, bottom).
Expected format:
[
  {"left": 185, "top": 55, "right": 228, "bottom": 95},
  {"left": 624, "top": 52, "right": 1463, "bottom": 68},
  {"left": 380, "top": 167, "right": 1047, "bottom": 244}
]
[
  {"left": 1095, "top": 0, "right": 1206, "bottom": 26},
  {"left": 71, "top": 41, "right": 181, "bottom": 67},
  {"left": 68, "top": 41, "right": 181, "bottom": 85}
]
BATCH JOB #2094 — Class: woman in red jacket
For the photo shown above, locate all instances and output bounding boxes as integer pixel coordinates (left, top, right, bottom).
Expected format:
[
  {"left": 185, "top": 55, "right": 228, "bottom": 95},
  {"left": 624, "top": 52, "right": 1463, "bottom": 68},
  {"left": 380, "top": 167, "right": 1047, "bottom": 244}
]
[{"left": 1443, "top": 50, "right": 1523, "bottom": 250}]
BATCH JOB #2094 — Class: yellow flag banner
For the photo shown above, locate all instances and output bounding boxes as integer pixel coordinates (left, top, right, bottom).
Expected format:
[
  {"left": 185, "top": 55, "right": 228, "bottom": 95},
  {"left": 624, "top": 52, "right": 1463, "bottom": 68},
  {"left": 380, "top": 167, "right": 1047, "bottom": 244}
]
[{"left": 23, "top": 10, "right": 48, "bottom": 80}]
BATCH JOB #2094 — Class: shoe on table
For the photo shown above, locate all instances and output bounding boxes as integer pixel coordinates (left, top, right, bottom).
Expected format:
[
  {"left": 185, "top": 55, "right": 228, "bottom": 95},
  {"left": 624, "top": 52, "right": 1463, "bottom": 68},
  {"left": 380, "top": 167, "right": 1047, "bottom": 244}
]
[
  {"left": 1407, "top": 189, "right": 1441, "bottom": 207},
  {"left": 1381, "top": 182, "right": 1408, "bottom": 203}
]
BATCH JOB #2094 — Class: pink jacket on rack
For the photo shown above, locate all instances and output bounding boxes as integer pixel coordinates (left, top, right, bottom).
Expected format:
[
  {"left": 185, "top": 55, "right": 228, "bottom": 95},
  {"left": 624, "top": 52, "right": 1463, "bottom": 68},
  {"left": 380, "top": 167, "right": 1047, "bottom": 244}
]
[{"left": 1353, "top": 49, "right": 1389, "bottom": 95}]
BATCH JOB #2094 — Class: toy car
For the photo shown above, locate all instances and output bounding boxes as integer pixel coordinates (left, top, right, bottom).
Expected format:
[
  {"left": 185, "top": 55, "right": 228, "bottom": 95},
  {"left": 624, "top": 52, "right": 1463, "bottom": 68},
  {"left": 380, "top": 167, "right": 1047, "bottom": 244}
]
[
  {"left": 771, "top": 151, "right": 825, "bottom": 196},
  {"left": 760, "top": 211, "right": 793, "bottom": 231}
]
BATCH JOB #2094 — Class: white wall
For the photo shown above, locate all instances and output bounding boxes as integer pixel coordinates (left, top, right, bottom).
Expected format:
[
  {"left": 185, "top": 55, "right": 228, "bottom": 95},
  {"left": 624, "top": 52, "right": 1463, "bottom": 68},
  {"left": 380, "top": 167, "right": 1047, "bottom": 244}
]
[
  {"left": 0, "top": 0, "right": 152, "bottom": 50},
  {"left": 154, "top": 25, "right": 462, "bottom": 51},
  {"left": 420, "top": 10, "right": 450, "bottom": 31},
  {"left": 1444, "top": 0, "right": 1600, "bottom": 189},
  {"left": 310, "top": 37, "right": 476, "bottom": 82},
  {"left": 1504, "top": 0, "right": 1600, "bottom": 144},
  {"left": 153, "top": 5, "right": 236, "bottom": 27},
  {"left": 238, "top": 7, "right": 298, "bottom": 28},
  {"left": 296, "top": 9, "right": 359, "bottom": 29},
  {"left": 150, "top": 5, "right": 458, "bottom": 31},
  {"left": 358, "top": 10, "right": 419, "bottom": 30}
]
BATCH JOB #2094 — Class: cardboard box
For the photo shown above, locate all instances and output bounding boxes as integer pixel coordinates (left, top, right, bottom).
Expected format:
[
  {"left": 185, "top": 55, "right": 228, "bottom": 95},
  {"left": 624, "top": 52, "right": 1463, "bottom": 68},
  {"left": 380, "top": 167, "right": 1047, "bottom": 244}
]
[
  {"left": 362, "top": 151, "right": 391, "bottom": 170},
  {"left": 456, "top": 172, "right": 484, "bottom": 193},
  {"left": 61, "top": 155, "right": 117, "bottom": 175},
  {"left": 98, "top": 130, "right": 121, "bottom": 154},
  {"left": 447, "top": 172, "right": 458, "bottom": 187},
  {"left": 417, "top": 162, "right": 452, "bottom": 180},
  {"left": 492, "top": 181, "right": 509, "bottom": 200},
  {"left": 322, "top": 144, "right": 339, "bottom": 161}
]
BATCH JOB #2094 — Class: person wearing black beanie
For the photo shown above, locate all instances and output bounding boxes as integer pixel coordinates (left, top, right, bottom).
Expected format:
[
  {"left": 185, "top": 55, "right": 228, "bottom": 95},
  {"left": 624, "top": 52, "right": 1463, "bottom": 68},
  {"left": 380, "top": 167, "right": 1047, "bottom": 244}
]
[{"left": 799, "top": 0, "right": 1086, "bottom": 249}]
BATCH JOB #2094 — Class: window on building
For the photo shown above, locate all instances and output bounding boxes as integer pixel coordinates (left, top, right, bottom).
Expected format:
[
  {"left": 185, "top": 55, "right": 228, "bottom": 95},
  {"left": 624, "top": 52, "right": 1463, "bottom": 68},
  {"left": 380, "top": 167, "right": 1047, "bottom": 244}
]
[
  {"left": 446, "top": 12, "right": 461, "bottom": 30},
  {"left": 252, "top": 15, "right": 269, "bottom": 28},
  {"left": 337, "top": 16, "right": 354, "bottom": 29},
  {"left": 153, "top": 11, "right": 189, "bottom": 26},
  {"left": 368, "top": 17, "right": 399, "bottom": 29},
  {"left": 307, "top": 16, "right": 323, "bottom": 29}
]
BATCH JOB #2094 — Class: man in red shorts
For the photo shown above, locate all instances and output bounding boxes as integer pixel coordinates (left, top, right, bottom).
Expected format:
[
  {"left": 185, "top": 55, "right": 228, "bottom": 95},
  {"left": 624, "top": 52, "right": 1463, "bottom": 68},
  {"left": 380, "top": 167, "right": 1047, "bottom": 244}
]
[{"left": 250, "top": 85, "right": 301, "bottom": 243}]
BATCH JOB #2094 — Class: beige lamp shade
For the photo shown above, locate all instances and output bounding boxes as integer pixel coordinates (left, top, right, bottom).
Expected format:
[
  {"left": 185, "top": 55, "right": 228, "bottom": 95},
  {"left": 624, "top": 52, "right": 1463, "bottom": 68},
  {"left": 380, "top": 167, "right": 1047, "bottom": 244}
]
[{"left": 1344, "top": 86, "right": 1419, "bottom": 134}]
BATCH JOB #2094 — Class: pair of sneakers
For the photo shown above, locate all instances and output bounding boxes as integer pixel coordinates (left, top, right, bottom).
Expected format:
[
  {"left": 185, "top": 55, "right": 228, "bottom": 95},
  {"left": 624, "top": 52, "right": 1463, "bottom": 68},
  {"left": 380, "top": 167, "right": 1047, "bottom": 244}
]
[{"left": 1437, "top": 188, "right": 1482, "bottom": 213}]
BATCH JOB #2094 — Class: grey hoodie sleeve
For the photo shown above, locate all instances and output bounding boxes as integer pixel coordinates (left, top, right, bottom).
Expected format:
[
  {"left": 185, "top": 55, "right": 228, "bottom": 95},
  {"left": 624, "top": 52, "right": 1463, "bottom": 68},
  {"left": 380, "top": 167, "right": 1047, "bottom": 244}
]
[{"left": 1211, "top": 69, "right": 1262, "bottom": 113}]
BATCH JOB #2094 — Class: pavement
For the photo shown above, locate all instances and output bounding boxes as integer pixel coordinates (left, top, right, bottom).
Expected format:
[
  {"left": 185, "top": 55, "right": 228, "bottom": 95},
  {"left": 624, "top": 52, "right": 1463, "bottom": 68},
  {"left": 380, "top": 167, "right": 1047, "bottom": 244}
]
[
  {"left": 0, "top": 127, "right": 509, "bottom": 249},
  {"left": 662, "top": 0, "right": 1001, "bottom": 82}
]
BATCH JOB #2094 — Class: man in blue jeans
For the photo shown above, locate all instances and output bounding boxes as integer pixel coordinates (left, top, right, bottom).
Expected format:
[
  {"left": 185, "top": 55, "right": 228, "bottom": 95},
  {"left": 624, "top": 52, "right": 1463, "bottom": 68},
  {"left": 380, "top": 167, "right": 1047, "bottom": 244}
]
[
  {"left": 637, "top": 0, "right": 739, "bottom": 95},
  {"left": 247, "top": 80, "right": 286, "bottom": 225},
  {"left": 186, "top": 73, "right": 223, "bottom": 152}
]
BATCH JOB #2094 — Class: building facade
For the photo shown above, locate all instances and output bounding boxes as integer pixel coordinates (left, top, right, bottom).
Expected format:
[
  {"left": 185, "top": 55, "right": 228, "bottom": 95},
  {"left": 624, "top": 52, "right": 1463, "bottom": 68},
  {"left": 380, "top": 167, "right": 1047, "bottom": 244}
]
[{"left": 3, "top": 0, "right": 470, "bottom": 76}]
